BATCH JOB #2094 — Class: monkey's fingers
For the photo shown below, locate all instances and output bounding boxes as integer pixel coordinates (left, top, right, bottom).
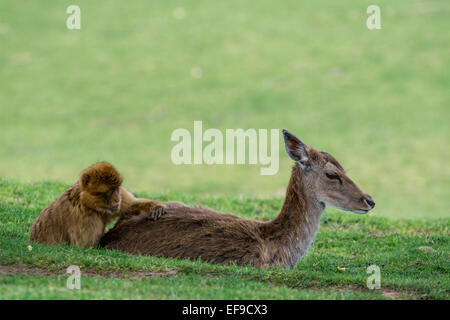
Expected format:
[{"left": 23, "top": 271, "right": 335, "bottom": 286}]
[
  {"left": 153, "top": 207, "right": 165, "bottom": 220},
  {"left": 146, "top": 203, "right": 166, "bottom": 221}
]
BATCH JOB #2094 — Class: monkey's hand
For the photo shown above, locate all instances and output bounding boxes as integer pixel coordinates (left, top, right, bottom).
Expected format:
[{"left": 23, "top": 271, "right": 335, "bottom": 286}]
[{"left": 138, "top": 201, "right": 166, "bottom": 221}]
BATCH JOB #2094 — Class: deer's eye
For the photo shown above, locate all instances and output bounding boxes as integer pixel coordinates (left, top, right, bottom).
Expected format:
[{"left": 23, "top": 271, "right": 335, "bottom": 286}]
[{"left": 326, "top": 173, "right": 342, "bottom": 184}]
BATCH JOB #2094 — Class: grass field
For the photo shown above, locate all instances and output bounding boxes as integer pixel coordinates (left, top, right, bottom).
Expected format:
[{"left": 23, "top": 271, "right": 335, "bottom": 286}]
[
  {"left": 0, "top": 179, "right": 449, "bottom": 299},
  {"left": 0, "top": 0, "right": 449, "bottom": 220},
  {"left": 0, "top": 0, "right": 449, "bottom": 300}
]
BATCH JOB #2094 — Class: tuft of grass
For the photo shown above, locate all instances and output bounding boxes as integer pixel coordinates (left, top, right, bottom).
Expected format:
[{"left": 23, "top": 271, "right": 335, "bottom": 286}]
[{"left": 0, "top": 179, "right": 448, "bottom": 299}]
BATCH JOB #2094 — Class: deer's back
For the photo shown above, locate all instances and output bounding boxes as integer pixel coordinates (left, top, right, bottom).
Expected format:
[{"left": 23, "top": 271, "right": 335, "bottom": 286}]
[{"left": 100, "top": 201, "right": 268, "bottom": 266}]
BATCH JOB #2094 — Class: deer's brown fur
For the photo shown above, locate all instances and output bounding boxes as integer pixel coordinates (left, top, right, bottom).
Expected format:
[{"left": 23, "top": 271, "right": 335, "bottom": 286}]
[{"left": 100, "top": 130, "right": 375, "bottom": 268}]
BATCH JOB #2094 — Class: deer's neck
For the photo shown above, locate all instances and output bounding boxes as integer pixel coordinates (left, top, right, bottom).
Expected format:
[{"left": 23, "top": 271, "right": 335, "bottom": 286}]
[{"left": 263, "top": 163, "right": 324, "bottom": 268}]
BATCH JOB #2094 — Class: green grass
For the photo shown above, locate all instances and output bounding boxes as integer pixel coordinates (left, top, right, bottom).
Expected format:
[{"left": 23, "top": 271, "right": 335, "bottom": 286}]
[
  {"left": 0, "top": 0, "right": 449, "bottom": 300},
  {"left": 0, "top": 179, "right": 448, "bottom": 299},
  {"left": 0, "top": 0, "right": 449, "bottom": 219}
]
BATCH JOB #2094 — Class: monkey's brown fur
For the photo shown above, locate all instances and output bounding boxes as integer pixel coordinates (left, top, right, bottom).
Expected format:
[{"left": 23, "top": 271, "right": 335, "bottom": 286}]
[{"left": 29, "top": 162, "right": 165, "bottom": 248}]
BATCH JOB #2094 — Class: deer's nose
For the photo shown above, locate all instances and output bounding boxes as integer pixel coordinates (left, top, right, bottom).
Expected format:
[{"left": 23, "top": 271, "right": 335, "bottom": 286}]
[{"left": 365, "top": 198, "right": 375, "bottom": 209}]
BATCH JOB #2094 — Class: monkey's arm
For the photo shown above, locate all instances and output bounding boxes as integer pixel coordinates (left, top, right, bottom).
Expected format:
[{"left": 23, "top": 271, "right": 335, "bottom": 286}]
[{"left": 119, "top": 187, "right": 165, "bottom": 220}]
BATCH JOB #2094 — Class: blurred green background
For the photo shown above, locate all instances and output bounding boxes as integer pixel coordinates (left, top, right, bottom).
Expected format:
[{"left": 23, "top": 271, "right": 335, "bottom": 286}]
[{"left": 0, "top": 0, "right": 448, "bottom": 219}]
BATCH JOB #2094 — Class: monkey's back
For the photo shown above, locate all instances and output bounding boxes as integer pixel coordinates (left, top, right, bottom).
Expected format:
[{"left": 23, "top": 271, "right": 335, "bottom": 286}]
[
  {"left": 29, "top": 185, "right": 105, "bottom": 247},
  {"left": 29, "top": 188, "right": 74, "bottom": 245}
]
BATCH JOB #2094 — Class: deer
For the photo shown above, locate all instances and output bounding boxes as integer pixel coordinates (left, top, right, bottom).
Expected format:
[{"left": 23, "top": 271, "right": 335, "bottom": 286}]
[{"left": 100, "top": 129, "right": 375, "bottom": 268}]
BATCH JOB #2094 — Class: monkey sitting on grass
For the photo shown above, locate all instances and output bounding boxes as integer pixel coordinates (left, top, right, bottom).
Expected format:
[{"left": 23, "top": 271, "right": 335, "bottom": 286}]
[{"left": 29, "top": 162, "right": 165, "bottom": 248}]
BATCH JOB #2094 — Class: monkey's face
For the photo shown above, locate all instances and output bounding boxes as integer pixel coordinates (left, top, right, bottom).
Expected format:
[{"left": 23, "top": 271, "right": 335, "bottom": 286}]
[
  {"left": 79, "top": 162, "right": 124, "bottom": 215},
  {"left": 95, "top": 187, "right": 122, "bottom": 215},
  {"left": 80, "top": 185, "right": 122, "bottom": 215}
]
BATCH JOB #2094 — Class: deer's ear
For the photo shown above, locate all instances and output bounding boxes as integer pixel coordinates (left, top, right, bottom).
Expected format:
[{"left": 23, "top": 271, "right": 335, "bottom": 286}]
[{"left": 282, "top": 129, "right": 309, "bottom": 169}]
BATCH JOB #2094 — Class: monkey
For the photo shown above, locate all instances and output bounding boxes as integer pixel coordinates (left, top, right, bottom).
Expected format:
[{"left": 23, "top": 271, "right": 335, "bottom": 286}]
[{"left": 29, "top": 162, "right": 165, "bottom": 248}]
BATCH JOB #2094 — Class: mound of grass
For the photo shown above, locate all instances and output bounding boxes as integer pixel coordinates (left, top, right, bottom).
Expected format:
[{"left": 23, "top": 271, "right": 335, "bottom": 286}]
[{"left": 0, "top": 179, "right": 448, "bottom": 299}]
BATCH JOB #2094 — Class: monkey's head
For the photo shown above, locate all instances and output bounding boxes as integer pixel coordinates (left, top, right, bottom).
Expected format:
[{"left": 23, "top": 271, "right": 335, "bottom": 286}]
[{"left": 79, "top": 162, "right": 123, "bottom": 215}]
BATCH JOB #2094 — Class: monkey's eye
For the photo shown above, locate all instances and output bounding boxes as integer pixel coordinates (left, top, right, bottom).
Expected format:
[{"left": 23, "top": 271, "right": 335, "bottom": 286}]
[
  {"left": 93, "top": 191, "right": 109, "bottom": 200},
  {"left": 326, "top": 173, "right": 342, "bottom": 184}
]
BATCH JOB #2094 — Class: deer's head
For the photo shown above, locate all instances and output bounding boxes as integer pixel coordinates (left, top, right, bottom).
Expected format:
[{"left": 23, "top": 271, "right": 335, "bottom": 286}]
[{"left": 282, "top": 129, "right": 375, "bottom": 214}]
